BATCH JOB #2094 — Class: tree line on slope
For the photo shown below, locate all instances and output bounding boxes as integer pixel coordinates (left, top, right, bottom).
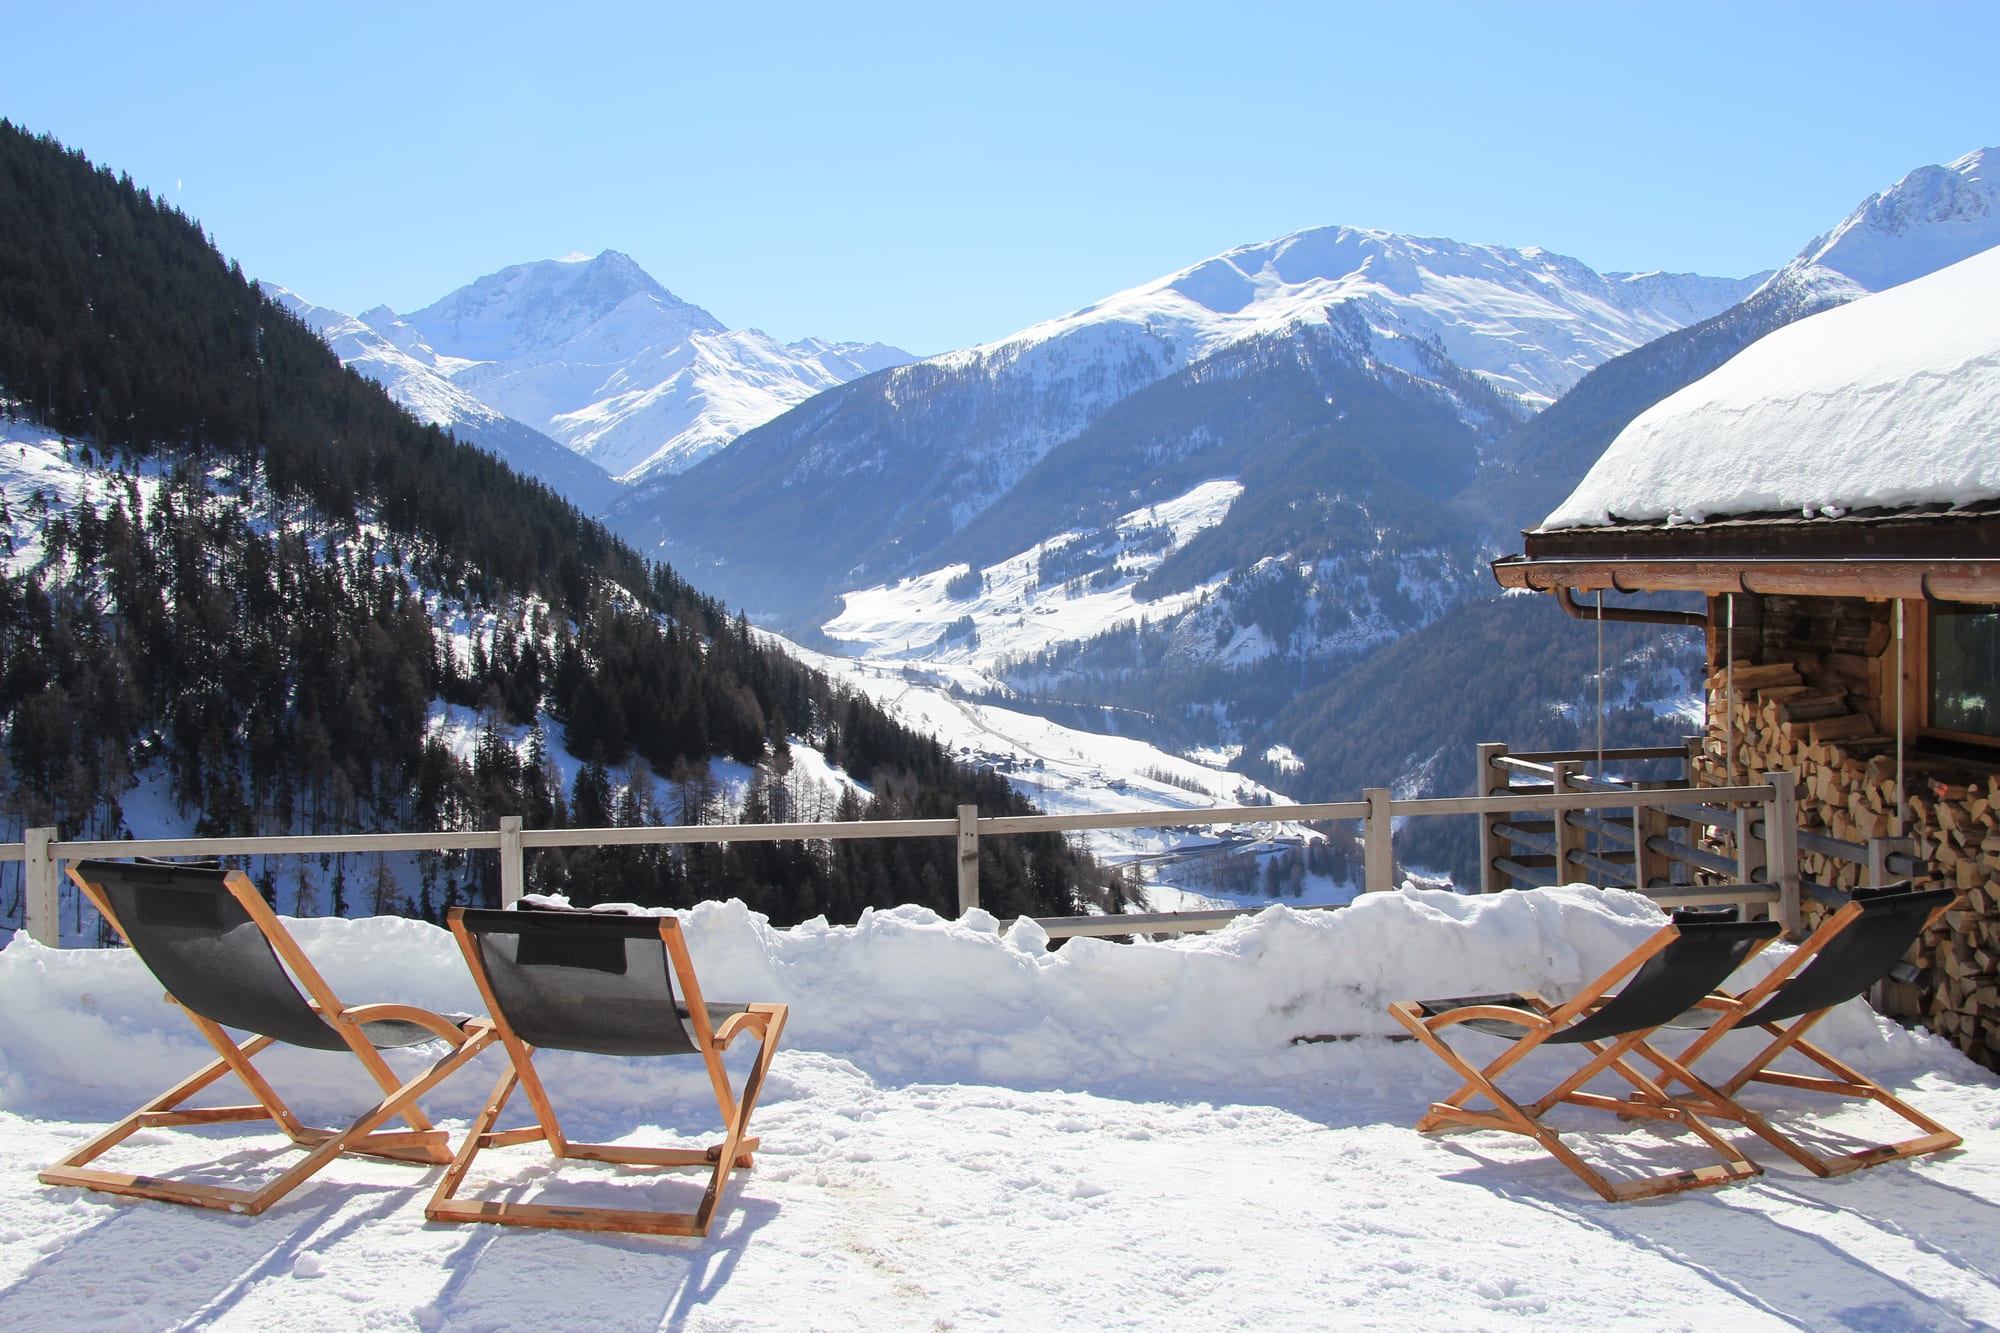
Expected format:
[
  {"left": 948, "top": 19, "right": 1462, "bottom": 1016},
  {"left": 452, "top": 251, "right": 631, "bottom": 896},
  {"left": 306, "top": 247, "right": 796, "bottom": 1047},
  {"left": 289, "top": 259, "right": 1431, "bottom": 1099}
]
[{"left": 0, "top": 121, "right": 1121, "bottom": 927}]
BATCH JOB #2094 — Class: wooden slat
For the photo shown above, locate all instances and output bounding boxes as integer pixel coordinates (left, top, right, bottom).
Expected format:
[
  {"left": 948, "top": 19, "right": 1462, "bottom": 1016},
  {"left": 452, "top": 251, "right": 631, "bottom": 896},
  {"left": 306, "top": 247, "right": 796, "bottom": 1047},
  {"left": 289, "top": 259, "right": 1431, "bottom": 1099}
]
[
  {"left": 427, "top": 1199, "right": 706, "bottom": 1236},
  {"left": 136, "top": 1106, "right": 270, "bottom": 1127}
]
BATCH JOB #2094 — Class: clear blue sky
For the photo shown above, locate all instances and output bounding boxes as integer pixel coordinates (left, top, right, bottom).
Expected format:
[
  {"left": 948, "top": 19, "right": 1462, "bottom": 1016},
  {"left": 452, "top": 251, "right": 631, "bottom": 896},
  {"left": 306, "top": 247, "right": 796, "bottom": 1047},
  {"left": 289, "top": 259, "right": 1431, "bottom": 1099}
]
[{"left": 9, "top": 2, "right": 1997, "bottom": 354}]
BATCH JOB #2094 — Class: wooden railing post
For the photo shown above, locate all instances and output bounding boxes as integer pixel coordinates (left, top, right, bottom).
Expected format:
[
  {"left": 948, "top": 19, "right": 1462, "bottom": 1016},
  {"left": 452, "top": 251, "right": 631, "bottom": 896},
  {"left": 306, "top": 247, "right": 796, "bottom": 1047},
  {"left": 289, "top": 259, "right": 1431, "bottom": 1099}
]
[
  {"left": 1552, "top": 761, "right": 1584, "bottom": 885},
  {"left": 957, "top": 804, "right": 980, "bottom": 915},
  {"left": 1760, "top": 771, "right": 1800, "bottom": 936},
  {"left": 1636, "top": 805, "right": 1671, "bottom": 888},
  {"left": 24, "top": 826, "right": 58, "bottom": 948},
  {"left": 1364, "top": 789, "right": 1394, "bottom": 893},
  {"left": 499, "top": 815, "right": 524, "bottom": 907},
  {"left": 1477, "top": 743, "right": 1508, "bottom": 894}
]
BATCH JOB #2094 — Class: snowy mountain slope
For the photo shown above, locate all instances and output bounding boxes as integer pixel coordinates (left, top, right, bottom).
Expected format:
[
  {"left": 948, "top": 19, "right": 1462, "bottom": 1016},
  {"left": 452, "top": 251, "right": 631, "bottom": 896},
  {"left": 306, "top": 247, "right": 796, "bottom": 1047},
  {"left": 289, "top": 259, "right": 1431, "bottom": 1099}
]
[
  {"left": 613, "top": 228, "right": 1758, "bottom": 627},
  {"left": 260, "top": 283, "right": 621, "bottom": 512},
  {"left": 1784, "top": 146, "right": 1999, "bottom": 299},
  {"left": 1472, "top": 147, "right": 2000, "bottom": 541},
  {"left": 964, "top": 226, "right": 1763, "bottom": 409},
  {"left": 388, "top": 251, "right": 914, "bottom": 481}
]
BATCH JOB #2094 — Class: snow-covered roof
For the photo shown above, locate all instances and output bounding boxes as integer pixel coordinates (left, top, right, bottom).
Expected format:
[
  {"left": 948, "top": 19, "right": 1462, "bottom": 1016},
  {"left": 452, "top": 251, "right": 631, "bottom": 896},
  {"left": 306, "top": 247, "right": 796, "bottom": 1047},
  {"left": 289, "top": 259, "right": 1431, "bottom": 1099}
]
[{"left": 1541, "top": 241, "right": 2000, "bottom": 531}]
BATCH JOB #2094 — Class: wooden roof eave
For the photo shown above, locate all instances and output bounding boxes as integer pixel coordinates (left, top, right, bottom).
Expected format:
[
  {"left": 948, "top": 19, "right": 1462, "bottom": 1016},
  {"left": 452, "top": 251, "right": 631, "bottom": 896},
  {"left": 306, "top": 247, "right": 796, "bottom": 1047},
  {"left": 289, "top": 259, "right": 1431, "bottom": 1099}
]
[{"left": 1491, "top": 555, "right": 2000, "bottom": 604}]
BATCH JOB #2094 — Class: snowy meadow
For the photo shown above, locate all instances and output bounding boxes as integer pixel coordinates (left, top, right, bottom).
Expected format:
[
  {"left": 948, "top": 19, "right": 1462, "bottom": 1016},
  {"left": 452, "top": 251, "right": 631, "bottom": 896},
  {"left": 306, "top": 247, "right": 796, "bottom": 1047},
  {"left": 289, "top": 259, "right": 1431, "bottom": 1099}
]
[{"left": 2, "top": 887, "right": 1998, "bottom": 1331}]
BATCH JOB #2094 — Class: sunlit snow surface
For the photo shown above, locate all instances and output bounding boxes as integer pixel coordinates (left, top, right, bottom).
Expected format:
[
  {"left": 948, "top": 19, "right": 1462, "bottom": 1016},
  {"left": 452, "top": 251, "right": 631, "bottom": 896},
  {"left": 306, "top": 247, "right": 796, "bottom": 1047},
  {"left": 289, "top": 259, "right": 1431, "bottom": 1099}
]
[
  {"left": 825, "top": 479, "right": 1244, "bottom": 668},
  {"left": 941, "top": 226, "right": 1764, "bottom": 410},
  {"left": 2, "top": 887, "right": 1997, "bottom": 1330}
]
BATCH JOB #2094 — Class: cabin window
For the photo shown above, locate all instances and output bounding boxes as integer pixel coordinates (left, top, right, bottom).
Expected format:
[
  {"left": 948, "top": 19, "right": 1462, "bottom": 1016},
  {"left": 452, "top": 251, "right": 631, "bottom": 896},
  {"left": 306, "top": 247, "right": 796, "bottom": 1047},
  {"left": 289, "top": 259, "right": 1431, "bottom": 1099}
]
[{"left": 1930, "top": 603, "right": 2000, "bottom": 740}]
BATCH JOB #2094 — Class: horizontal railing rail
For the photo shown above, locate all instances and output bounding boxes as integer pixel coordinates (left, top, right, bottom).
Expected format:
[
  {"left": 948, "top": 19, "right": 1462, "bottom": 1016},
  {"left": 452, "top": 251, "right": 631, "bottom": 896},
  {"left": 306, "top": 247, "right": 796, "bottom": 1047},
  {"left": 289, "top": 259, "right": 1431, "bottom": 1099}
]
[{"left": 0, "top": 773, "right": 1793, "bottom": 948}]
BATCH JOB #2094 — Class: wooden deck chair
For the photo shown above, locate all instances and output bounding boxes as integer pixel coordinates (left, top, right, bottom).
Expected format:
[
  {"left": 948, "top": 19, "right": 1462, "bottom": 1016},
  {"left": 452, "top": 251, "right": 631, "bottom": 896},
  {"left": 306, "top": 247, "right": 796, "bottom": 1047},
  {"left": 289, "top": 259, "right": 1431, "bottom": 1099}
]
[
  {"left": 1389, "top": 914, "right": 1783, "bottom": 1202},
  {"left": 1632, "top": 884, "right": 1963, "bottom": 1177},
  {"left": 429, "top": 906, "right": 787, "bottom": 1237},
  {"left": 45, "top": 860, "right": 499, "bottom": 1215}
]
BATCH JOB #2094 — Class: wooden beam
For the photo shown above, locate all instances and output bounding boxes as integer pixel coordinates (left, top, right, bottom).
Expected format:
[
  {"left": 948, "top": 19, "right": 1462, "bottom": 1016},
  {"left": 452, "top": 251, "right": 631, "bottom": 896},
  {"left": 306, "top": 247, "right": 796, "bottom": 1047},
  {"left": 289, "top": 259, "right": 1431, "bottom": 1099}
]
[{"left": 1494, "top": 557, "right": 2000, "bottom": 603}]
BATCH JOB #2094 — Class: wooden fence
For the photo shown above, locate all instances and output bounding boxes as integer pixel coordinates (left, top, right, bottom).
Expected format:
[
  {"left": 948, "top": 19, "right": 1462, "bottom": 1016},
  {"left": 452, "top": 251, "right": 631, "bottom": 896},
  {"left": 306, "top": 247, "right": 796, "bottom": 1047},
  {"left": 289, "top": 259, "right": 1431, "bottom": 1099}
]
[{"left": 0, "top": 750, "right": 1805, "bottom": 946}]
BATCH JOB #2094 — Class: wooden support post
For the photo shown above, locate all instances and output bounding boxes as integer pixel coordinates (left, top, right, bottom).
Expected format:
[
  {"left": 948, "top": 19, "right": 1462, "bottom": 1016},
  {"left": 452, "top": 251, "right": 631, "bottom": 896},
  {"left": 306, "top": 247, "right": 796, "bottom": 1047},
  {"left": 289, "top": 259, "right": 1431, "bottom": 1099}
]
[
  {"left": 956, "top": 804, "right": 980, "bottom": 916},
  {"left": 1363, "top": 789, "right": 1394, "bottom": 893},
  {"left": 499, "top": 816, "right": 524, "bottom": 907},
  {"left": 1636, "top": 806, "right": 1671, "bottom": 888},
  {"left": 1477, "top": 743, "right": 1508, "bottom": 894},
  {"left": 24, "top": 826, "right": 58, "bottom": 948},
  {"left": 1552, "top": 761, "right": 1584, "bottom": 886},
  {"left": 1734, "top": 801, "right": 1766, "bottom": 919},
  {"left": 1761, "top": 771, "right": 1800, "bottom": 936},
  {"left": 1683, "top": 734, "right": 1705, "bottom": 788}
]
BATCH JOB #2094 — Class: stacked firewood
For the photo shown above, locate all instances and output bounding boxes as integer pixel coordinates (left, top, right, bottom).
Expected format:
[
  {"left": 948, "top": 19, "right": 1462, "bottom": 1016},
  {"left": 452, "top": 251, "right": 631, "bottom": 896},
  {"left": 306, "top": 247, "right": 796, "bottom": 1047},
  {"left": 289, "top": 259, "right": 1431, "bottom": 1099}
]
[{"left": 1692, "top": 660, "right": 1998, "bottom": 1067}]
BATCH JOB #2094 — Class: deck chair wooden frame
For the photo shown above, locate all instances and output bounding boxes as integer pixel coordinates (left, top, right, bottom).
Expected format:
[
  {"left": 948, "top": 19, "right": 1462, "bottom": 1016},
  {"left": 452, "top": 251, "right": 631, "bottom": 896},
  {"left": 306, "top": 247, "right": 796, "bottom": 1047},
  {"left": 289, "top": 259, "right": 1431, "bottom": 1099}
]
[
  {"left": 429, "top": 906, "right": 787, "bottom": 1237},
  {"left": 45, "top": 861, "right": 500, "bottom": 1216},
  {"left": 1633, "top": 886, "right": 1963, "bottom": 1177},
  {"left": 1390, "top": 916, "right": 1783, "bottom": 1202}
]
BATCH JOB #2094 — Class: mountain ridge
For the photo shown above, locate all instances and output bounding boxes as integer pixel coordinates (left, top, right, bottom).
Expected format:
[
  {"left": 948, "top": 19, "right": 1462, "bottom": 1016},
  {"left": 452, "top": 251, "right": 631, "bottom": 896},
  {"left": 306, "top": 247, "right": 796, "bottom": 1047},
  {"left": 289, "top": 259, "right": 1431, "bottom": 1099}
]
[
  {"left": 612, "top": 225, "right": 1760, "bottom": 627},
  {"left": 379, "top": 250, "right": 915, "bottom": 481}
]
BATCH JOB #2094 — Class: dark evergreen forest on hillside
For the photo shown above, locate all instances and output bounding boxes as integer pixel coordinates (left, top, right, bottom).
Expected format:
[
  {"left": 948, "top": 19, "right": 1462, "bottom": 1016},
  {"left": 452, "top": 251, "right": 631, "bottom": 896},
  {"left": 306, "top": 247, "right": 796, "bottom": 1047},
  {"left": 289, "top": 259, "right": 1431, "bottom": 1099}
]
[{"left": 0, "top": 121, "right": 1124, "bottom": 927}]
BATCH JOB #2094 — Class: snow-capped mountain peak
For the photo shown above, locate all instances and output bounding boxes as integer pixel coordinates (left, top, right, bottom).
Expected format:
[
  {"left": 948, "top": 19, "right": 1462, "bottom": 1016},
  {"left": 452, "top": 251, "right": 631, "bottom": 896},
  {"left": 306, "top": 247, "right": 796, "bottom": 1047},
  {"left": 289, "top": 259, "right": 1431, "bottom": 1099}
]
[
  {"left": 259, "top": 282, "right": 620, "bottom": 511},
  {"left": 1764, "top": 147, "right": 2000, "bottom": 302},
  {"left": 352, "top": 252, "right": 915, "bottom": 482},
  {"left": 395, "top": 249, "right": 723, "bottom": 366},
  {"left": 960, "top": 224, "right": 1764, "bottom": 409}
]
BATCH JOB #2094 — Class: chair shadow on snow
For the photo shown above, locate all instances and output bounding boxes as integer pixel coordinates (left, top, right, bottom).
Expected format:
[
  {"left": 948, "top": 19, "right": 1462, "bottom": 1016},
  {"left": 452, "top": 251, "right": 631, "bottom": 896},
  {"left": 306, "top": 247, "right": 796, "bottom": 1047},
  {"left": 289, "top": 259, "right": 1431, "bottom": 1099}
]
[
  {"left": 424, "top": 1180, "right": 778, "bottom": 1333},
  {"left": 1428, "top": 1122, "right": 1987, "bottom": 1331},
  {"left": 0, "top": 1175, "right": 393, "bottom": 1331},
  {"left": 6, "top": 1098, "right": 782, "bottom": 1333}
]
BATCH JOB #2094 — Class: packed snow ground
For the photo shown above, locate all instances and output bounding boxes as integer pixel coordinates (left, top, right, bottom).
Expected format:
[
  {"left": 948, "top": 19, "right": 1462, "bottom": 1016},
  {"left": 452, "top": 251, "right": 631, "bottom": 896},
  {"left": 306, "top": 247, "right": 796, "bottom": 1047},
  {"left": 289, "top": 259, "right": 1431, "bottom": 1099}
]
[{"left": 1, "top": 886, "right": 1997, "bottom": 1330}]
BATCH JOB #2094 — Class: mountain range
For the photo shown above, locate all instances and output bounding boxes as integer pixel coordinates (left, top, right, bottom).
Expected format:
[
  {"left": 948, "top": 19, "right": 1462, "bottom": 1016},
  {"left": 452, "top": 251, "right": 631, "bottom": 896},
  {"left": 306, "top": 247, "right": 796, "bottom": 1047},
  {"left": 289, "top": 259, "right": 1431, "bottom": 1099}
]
[
  {"left": 273, "top": 251, "right": 914, "bottom": 491},
  {"left": 268, "top": 141, "right": 2000, "bottom": 884},
  {"left": 610, "top": 228, "right": 1767, "bottom": 626}
]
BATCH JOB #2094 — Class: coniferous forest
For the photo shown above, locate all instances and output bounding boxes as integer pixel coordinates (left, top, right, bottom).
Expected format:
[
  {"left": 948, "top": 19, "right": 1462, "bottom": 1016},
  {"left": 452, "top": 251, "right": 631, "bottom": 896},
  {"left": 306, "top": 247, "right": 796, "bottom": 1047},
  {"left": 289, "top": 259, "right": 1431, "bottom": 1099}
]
[{"left": 0, "top": 121, "right": 1127, "bottom": 927}]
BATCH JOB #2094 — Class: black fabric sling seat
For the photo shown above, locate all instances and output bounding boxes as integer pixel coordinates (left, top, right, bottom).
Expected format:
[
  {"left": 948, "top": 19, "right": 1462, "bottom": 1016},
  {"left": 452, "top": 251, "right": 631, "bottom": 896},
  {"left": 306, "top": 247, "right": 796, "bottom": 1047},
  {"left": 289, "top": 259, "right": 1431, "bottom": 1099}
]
[
  {"left": 456, "top": 908, "right": 747, "bottom": 1058},
  {"left": 76, "top": 859, "right": 439, "bottom": 1051},
  {"left": 1418, "top": 918, "right": 1782, "bottom": 1042},
  {"left": 1738, "top": 885, "right": 1958, "bottom": 1026}
]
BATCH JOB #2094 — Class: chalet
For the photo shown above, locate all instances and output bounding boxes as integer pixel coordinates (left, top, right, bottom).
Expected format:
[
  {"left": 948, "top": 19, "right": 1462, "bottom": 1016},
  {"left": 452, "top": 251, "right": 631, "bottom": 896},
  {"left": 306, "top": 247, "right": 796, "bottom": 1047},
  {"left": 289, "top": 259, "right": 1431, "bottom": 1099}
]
[{"left": 1492, "top": 242, "right": 2000, "bottom": 1063}]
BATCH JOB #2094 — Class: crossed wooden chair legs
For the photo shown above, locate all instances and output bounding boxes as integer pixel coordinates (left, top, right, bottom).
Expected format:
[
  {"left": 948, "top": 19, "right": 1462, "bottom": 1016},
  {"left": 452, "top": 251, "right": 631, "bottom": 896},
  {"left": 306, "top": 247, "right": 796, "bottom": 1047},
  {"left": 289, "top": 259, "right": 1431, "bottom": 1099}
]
[
  {"left": 425, "top": 907, "right": 788, "bottom": 1237},
  {"left": 40, "top": 1015, "right": 499, "bottom": 1216},
  {"left": 1396, "top": 893, "right": 1966, "bottom": 1200},
  {"left": 1626, "top": 887, "right": 1965, "bottom": 1178},
  {"left": 1393, "top": 990, "right": 1767, "bottom": 1202},
  {"left": 427, "top": 1004, "right": 786, "bottom": 1236},
  {"left": 45, "top": 864, "right": 787, "bottom": 1235}
]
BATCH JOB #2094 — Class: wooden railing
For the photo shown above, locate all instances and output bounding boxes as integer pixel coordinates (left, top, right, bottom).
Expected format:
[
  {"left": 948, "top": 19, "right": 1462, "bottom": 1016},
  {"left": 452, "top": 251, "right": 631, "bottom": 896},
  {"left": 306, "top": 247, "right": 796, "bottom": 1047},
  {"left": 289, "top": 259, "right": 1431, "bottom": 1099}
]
[
  {"left": 0, "top": 765, "right": 1798, "bottom": 946},
  {"left": 1479, "top": 741, "right": 1918, "bottom": 916}
]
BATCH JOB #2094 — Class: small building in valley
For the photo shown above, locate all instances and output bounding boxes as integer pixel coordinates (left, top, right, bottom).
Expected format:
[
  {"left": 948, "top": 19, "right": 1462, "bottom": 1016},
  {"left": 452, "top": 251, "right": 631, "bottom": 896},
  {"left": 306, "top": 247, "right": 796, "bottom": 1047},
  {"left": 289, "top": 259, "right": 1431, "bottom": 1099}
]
[{"left": 1493, "top": 242, "right": 2000, "bottom": 1063}]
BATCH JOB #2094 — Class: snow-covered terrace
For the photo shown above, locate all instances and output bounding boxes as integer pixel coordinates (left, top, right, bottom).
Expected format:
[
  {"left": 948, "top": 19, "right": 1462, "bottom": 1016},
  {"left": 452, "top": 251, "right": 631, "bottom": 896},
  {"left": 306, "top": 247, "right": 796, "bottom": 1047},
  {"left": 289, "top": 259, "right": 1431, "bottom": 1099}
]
[{"left": 2, "top": 887, "right": 1997, "bottom": 1329}]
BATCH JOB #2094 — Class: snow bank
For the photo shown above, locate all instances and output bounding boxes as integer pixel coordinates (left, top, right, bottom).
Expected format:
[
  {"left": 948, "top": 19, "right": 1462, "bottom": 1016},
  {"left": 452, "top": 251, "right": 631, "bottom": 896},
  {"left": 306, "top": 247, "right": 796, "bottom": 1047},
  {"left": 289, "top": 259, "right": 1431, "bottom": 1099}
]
[
  {"left": 1544, "top": 241, "right": 2000, "bottom": 529},
  {"left": 0, "top": 887, "right": 1946, "bottom": 1121}
]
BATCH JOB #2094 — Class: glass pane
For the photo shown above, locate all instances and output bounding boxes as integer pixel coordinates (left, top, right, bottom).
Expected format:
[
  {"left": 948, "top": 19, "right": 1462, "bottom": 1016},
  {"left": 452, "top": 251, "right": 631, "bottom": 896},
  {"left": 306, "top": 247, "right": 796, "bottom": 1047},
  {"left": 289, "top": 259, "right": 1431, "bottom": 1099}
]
[{"left": 1932, "top": 606, "right": 2000, "bottom": 737}]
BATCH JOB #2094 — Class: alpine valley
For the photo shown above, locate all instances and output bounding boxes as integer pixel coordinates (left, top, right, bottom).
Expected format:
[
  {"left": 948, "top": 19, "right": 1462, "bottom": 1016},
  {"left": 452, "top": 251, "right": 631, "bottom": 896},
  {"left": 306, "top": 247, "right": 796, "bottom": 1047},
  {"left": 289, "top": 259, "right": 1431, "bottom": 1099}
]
[
  {"left": 594, "top": 148, "right": 1998, "bottom": 882},
  {"left": 14, "top": 112, "right": 1996, "bottom": 912}
]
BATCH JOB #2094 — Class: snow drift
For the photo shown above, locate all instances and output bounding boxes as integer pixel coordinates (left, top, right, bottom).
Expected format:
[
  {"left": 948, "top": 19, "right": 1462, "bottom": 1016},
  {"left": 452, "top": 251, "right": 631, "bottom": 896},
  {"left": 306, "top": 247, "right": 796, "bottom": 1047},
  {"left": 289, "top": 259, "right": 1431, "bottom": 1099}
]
[{"left": 0, "top": 886, "right": 1945, "bottom": 1122}]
